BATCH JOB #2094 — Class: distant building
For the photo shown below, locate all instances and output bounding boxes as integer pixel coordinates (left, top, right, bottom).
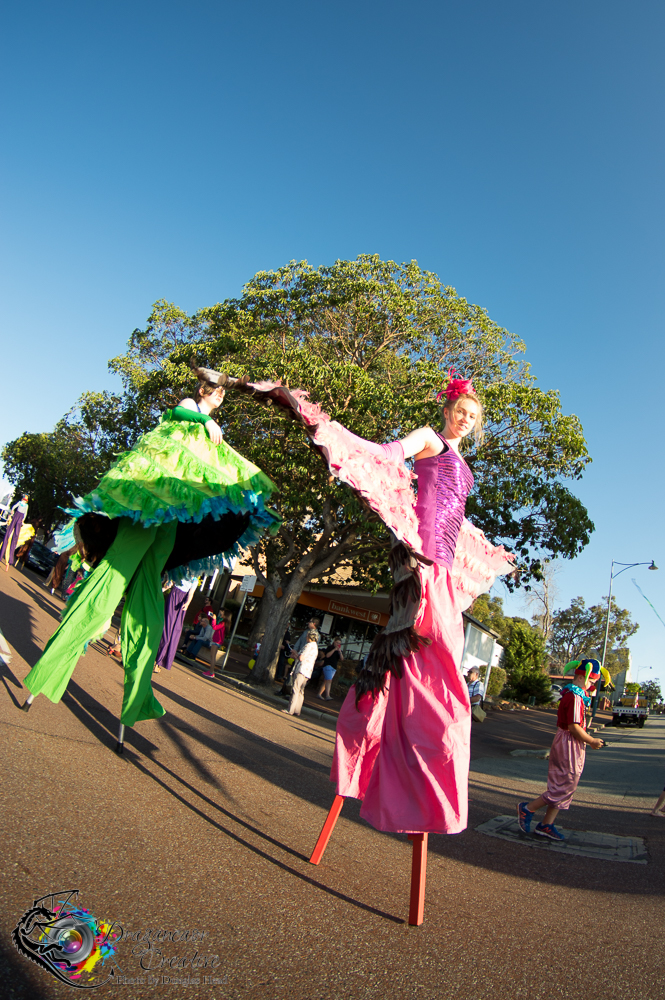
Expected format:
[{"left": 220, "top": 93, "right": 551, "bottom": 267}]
[{"left": 612, "top": 649, "right": 633, "bottom": 698}]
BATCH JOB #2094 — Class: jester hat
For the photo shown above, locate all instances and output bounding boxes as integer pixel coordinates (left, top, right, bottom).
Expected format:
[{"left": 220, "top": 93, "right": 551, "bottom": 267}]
[{"left": 563, "top": 658, "right": 612, "bottom": 689}]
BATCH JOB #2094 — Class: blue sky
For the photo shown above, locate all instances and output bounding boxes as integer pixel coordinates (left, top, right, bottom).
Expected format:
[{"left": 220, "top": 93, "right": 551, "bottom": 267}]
[{"left": 1, "top": 1, "right": 663, "bottom": 684}]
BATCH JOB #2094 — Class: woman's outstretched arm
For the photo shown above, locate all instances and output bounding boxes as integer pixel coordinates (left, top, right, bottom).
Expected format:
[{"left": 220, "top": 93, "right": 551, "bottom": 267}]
[{"left": 398, "top": 426, "right": 443, "bottom": 460}]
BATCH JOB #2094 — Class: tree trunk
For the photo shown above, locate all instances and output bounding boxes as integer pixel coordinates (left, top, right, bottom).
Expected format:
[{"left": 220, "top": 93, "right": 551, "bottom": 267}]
[
  {"left": 250, "top": 577, "right": 310, "bottom": 686},
  {"left": 247, "top": 590, "right": 271, "bottom": 648}
]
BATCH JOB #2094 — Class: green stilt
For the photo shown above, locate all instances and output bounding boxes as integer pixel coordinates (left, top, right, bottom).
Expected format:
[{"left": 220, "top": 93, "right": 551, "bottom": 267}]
[{"left": 23, "top": 518, "right": 177, "bottom": 728}]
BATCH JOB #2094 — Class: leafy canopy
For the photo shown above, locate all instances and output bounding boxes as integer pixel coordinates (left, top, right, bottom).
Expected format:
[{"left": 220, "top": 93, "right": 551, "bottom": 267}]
[
  {"left": 110, "top": 255, "right": 593, "bottom": 591},
  {"left": 3, "top": 255, "right": 595, "bottom": 684},
  {"left": 471, "top": 593, "right": 551, "bottom": 702},
  {"left": 547, "top": 595, "right": 639, "bottom": 675}
]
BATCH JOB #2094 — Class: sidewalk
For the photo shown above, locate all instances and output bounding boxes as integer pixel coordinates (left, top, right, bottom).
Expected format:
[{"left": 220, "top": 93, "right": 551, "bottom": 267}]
[{"left": 175, "top": 646, "right": 344, "bottom": 723}]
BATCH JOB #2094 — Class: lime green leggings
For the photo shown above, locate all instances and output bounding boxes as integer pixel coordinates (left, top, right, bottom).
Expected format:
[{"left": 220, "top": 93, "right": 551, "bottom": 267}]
[{"left": 24, "top": 518, "right": 177, "bottom": 726}]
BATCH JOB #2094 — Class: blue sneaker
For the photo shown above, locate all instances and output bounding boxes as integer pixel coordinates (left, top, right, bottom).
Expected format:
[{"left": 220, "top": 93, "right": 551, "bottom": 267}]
[
  {"left": 517, "top": 801, "right": 534, "bottom": 833},
  {"left": 534, "top": 822, "right": 565, "bottom": 842}
]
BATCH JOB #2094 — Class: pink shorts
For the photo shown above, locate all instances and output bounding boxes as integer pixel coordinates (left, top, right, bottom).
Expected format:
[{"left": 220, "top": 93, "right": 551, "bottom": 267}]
[{"left": 542, "top": 729, "right": 586, "bottom": 810}]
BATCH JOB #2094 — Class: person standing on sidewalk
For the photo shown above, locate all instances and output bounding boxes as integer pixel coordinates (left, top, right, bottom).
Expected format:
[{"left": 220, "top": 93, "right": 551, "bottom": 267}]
[
  {"left": 317, "top": 638, "right": 343, "bottom": 701},
  {"left": 293, "top": 619, "right": 320, "bottom": 656},
  {"left": 518, "top": 659, "right": 604, "bottom": 841},
  {"left": 283, "top": 631, "right": 319, "bottom": 717},
  {"left": 278, "top": 618, "right": 320, "bottom": 696},
  {"left": 466, "top": 667, "right": 484, "bottom": 706},
  {"left": 203, "top": 609, "right": 232, "bottom": 680}
]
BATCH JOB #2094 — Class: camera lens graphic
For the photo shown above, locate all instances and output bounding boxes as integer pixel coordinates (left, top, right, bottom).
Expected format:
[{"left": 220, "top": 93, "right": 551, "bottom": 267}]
[
  {"left": 60, "top": 928, "right": 83, "bottom": 954},
  {"left": 46, "top": 917, "right": 95, "bottom": 964}
]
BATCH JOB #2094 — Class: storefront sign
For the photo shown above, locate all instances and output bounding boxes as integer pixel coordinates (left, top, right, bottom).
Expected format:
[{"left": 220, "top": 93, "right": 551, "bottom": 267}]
[{"left": 328, "top": 600, "right": 382, "bottom": 624}]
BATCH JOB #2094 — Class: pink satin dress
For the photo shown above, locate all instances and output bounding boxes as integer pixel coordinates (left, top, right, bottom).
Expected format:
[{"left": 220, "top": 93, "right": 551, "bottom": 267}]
[
  {"left": 225, "top": 382, "right": 513, "bottom": 835},
  {"left": 335, "top": 438, "right": 476, "bottom": 833}
]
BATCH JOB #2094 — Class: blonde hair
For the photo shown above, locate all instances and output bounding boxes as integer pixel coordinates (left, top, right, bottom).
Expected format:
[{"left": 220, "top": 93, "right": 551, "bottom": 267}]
[{"left": 440, "top": 393, "right": 484, "bottom": 446}]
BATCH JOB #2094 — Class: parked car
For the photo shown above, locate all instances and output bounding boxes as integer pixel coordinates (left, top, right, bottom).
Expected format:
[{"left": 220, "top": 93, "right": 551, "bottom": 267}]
[
  {"left": 549, "top": 682, "right": 563, "bottom": 703},
  {"left": 24, "top": 541, "right": 59, "bottom": 577}
]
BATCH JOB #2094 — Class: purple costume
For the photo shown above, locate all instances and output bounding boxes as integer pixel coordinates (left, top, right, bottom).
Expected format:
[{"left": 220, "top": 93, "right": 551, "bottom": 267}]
[
  {"left": 155, "top": 582, "right": 196, "bottom": 670},
  {"left": 414, "top": 434, "right": 474, "bottom": 567},
  {"left": 1, "top": 501, "right": 28, "bottom": 566}
]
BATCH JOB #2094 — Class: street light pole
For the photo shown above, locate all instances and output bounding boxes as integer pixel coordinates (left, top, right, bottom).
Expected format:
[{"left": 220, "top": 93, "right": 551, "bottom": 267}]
[{"left": 592, "top": 559, "right": 657, "bottom": 720}]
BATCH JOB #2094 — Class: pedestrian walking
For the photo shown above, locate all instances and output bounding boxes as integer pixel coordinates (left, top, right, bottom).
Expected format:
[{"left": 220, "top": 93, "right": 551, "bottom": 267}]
[
  {"left": 283, "top": 630, "right": 319, "bottom": 717},
  {"left": 518, "top": 659, "right": 605, "bottom": 841},
  {"left": 650, "top": 788, "right": 665, "bottom": 817},
  {"left": 317, "top": 638, "right": 343, "bottom": 701}
]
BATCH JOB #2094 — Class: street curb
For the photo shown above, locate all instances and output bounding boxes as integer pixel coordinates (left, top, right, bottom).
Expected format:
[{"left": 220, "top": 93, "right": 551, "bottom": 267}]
[{"left": 174, "top": 653, "right": 338, "bottom": 725}]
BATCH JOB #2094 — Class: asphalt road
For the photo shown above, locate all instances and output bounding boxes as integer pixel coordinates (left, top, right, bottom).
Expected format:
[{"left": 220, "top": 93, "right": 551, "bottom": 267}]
[{"left": 1, "top": 566, "right": 664, "bottom": 1000}]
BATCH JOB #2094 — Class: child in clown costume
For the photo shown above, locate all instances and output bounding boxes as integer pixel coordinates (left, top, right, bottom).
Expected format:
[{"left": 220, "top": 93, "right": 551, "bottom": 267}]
[
  {"left": 518, "top": 658, "right": 606, "bottom": 841},
  {"left": 22, "top": 367, "right": 279, "bottom": 735}
]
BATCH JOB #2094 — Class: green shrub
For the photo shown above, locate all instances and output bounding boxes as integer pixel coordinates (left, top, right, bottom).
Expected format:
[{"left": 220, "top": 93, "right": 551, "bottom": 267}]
[
  {"left": 505, "top": 670, "right": 553, "bottom": 704},
  {"left": 481, "top": 665, "right": 507, "bottom": 698}
]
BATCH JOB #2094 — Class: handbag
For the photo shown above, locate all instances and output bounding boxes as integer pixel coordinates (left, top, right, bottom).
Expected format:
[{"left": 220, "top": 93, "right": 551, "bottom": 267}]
[{"left": 471, "top": 705, "right": 487, "bottom": 723}]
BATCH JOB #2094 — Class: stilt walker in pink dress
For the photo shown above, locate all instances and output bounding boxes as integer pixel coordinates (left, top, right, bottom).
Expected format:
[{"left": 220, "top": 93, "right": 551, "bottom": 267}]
[{"left": 221, "top": 372, "right": 514, "bottom": 923}]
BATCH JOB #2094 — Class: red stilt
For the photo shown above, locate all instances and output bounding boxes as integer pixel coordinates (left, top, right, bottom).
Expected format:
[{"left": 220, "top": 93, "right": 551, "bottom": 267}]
[
  {"left": 309, "top": 794, "right": 345, "bottom": 865},
  {"left": 407, "top": 833, "right": 428, "bottom": 926}
]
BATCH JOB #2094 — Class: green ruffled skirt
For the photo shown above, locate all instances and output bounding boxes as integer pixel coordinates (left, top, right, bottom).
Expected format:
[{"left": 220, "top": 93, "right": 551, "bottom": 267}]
[
  {"left": 83, "top": 416, "right": 278, "bottom": 527},
  {"left": 58, "top": 416, "right": 281, "bottom": 570}
]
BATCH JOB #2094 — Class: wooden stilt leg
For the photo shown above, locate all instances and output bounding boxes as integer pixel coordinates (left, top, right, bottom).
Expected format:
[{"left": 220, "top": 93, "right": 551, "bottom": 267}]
[
  {"left": 309, "top": 794, "right": 345, "bottom": 865},
  {"left": 21, "top": 694, "right": 35, "bottom": 713},
  {"left": 407, "top": 833, "right": 428, "bottom": 926},
  {"left": 115, "top": 722, "right": 125, "bottom": 755}
]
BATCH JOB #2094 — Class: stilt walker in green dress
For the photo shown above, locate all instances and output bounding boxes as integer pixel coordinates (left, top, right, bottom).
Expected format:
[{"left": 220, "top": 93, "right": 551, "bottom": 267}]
[{"left": 21, "top": 368, "right": 280, "bottom": 751}]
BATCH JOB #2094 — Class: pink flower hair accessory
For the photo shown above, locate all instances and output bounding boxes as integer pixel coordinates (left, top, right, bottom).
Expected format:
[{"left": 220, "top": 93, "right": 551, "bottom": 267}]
[{"left": 435, "top": 369, "right": 475, "bottom": 403}]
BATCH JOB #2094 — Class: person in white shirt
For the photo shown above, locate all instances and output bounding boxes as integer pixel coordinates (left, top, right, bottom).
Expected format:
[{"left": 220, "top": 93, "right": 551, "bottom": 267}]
[
  {"left": 283, "top": 631, "right": 319, "bottom": 717},
  {"left": 466, "top": 667, "right": 484, "bottom": 706}
]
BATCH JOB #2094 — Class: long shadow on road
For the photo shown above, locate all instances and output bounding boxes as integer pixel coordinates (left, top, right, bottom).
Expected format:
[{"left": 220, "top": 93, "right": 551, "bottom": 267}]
[
  {"left": 57, "top": 679, "right": 403, "bottom": 924},
  {"left": 0, "top": 590, "right": 46, "bottom": 677},
  {"left": 54, "top": 673, "right": 665, "bottom": 901}
]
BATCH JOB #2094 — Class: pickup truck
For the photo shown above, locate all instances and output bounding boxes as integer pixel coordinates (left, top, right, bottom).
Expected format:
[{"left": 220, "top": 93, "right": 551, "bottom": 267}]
[{"left": 612, "top": 695, "right": 648, "bottom": 728}]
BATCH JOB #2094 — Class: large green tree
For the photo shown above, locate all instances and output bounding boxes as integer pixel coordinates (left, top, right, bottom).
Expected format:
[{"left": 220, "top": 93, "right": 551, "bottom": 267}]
[
  {"left": 471, "top": 594, "right": 551, "bottom": 702},
  {"left": 2, "top": 256, "right": 594, "bottom": 684},
  {"left": 547, "top": 595, "right": 638, "bottom": 675},
  {"left": 106, "top": 256, "right": 593, "bottom": 685},
  {"left": 641, "top": 680, "right": 662, "bottom": 707}
]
